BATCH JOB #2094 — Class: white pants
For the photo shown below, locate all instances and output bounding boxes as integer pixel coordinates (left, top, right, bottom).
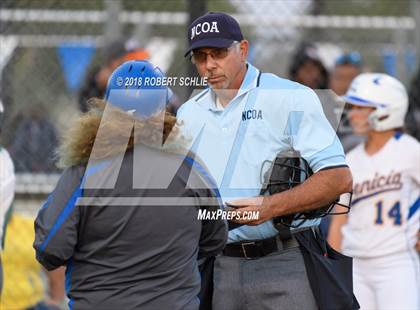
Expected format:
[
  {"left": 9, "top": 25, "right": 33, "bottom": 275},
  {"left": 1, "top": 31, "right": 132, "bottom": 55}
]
[{"left": 353, "top": 251, "right": 420, "bottom": 310}]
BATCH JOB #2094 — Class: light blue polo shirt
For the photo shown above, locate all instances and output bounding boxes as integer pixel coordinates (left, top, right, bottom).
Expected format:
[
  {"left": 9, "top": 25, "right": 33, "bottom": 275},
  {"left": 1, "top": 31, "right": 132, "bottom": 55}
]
[{"left": 177, "top": 63, "right": 346, "bottom": 243}]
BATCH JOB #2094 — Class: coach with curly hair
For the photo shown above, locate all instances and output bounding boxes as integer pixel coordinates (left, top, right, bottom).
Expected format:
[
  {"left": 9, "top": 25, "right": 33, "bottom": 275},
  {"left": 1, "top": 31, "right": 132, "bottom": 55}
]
[{"left": 34, "top": 60, "right": 226, "bottom": 310}]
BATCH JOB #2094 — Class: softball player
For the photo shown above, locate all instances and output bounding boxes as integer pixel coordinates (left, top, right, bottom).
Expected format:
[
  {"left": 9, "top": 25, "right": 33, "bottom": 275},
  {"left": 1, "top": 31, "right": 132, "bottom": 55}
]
[
  {"left": 328, "top": 73, "right": 420, "bottom": 310},
  {"left": 0, "top": 101, "right": 15, "bottom": 293}
]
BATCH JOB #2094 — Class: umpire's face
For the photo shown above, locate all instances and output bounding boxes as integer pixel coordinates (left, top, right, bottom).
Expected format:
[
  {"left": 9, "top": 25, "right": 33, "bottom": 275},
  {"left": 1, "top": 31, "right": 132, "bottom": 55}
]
[{"left": 192, "top": 40, "right": 249, "bottom": 90}]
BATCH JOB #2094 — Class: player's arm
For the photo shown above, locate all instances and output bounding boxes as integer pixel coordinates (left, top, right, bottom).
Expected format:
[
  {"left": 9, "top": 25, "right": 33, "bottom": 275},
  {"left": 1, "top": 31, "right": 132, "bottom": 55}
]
[
  {"left": 33, "top": 166, "right": 84, "bottom": 270},
  {"left": 409, "top": 141, "right": 420, "bottom": 252},
  {"left": 327, "top": 210, "right": 349, "bottom": 252},
  {"left": 45, "top": 266, "right": 65, "bottom": 306},
  {"left": 0, "top": 149, "right": 15, "bottom": 248}
]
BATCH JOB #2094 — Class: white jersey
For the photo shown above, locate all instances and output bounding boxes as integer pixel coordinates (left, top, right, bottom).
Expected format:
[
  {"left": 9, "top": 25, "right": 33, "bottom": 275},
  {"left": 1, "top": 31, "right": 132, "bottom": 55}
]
[
  {"left": 0, "top": 146, "right": 15, "bottom": 251},
  {"left": 342, "top": 133, "right": 420, "bottom": 258}
]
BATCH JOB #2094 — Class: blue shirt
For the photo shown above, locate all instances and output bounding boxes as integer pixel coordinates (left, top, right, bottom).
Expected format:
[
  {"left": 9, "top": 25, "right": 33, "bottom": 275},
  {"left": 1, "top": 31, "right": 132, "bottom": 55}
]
[{"left": 177, "top": 63, "right": 346, "bottom": 242}]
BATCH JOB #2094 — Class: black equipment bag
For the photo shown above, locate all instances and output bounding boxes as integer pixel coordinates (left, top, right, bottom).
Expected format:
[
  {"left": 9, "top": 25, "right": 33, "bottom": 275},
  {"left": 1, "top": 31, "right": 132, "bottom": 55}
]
[{"left": 294, "top": 227, "right": 360, "bottom": 310}]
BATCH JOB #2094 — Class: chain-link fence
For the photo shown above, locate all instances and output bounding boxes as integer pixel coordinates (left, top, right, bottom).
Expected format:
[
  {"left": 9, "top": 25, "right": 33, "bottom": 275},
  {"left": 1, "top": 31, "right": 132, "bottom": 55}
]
[
  {"left": 1, "top": 0, "right": 418, "bottom": 174},
  {"left": 0, "top": 1, "right": 418, "bottom": 307}
]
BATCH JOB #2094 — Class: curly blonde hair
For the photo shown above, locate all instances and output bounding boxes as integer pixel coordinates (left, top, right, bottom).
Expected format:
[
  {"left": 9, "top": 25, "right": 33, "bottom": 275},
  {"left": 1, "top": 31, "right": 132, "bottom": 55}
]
[{"left": 57, "top": 98, "right": 187, "bottom": 168}]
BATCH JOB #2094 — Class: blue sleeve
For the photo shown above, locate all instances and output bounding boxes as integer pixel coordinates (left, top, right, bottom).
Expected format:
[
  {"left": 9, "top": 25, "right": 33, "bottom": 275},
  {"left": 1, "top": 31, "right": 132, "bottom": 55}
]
[
  {"left": 33, "top": 167, "right": 83, "bottom": 270},
  {"left": 290, "top": 88, "right": 347, "bottom": 172}
]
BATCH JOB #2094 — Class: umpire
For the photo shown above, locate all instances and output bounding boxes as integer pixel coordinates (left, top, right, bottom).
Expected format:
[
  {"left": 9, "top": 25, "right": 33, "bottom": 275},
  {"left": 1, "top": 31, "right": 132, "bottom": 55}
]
[
  {"left": 34, "top": 60, "right": 227, "bottom": 309},
  {"left": 178, "top": 12, "right": 356, "bottom": 310}
]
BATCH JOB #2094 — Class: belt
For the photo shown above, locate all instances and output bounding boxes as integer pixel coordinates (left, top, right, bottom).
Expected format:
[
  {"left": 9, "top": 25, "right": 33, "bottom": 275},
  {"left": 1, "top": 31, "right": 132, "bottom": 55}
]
[{"left": 223, "top": 234, "right": 300, "bottom": 259}]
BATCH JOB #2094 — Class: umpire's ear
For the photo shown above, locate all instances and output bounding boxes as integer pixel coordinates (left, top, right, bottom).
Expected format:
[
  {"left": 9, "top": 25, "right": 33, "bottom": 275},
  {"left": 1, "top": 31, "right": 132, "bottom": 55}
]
[{"left": 239, "top": 40, "right": 249, "bottom": 62}]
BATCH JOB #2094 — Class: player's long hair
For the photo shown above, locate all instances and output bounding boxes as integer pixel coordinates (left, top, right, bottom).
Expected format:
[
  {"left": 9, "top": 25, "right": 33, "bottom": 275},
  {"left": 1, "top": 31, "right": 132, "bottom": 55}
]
[{"left": 57, "top": 98, "right": 187, "bottom": 168}]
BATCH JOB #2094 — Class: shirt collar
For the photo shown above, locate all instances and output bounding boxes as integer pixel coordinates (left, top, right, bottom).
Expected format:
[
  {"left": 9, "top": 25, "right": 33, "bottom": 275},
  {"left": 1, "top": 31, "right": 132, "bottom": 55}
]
[
  {"left": 236, "top": 62, "right": 260, "bottom": 96},
  {"left": 195, "top": 63, "right": 260, "bottom": 111}
]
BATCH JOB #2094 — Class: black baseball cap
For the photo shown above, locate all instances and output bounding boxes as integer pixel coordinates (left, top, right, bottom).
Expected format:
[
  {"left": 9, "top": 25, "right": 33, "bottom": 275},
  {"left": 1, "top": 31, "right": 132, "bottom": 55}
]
[{"left": 184, "top": 12, "right": 243, "bottom": 57}]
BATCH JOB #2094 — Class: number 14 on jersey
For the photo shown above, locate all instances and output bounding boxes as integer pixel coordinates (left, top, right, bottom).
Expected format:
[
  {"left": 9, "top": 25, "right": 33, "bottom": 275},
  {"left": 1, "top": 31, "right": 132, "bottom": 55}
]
[{"left": 375, "top": 201, "right": 402, "bottom": 225}]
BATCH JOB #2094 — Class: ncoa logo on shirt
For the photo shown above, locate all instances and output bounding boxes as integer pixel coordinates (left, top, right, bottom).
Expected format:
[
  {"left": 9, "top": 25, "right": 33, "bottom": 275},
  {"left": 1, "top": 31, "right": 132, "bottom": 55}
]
[{"left": 242, "top": 109, "right": 263, "bottom": 121}]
